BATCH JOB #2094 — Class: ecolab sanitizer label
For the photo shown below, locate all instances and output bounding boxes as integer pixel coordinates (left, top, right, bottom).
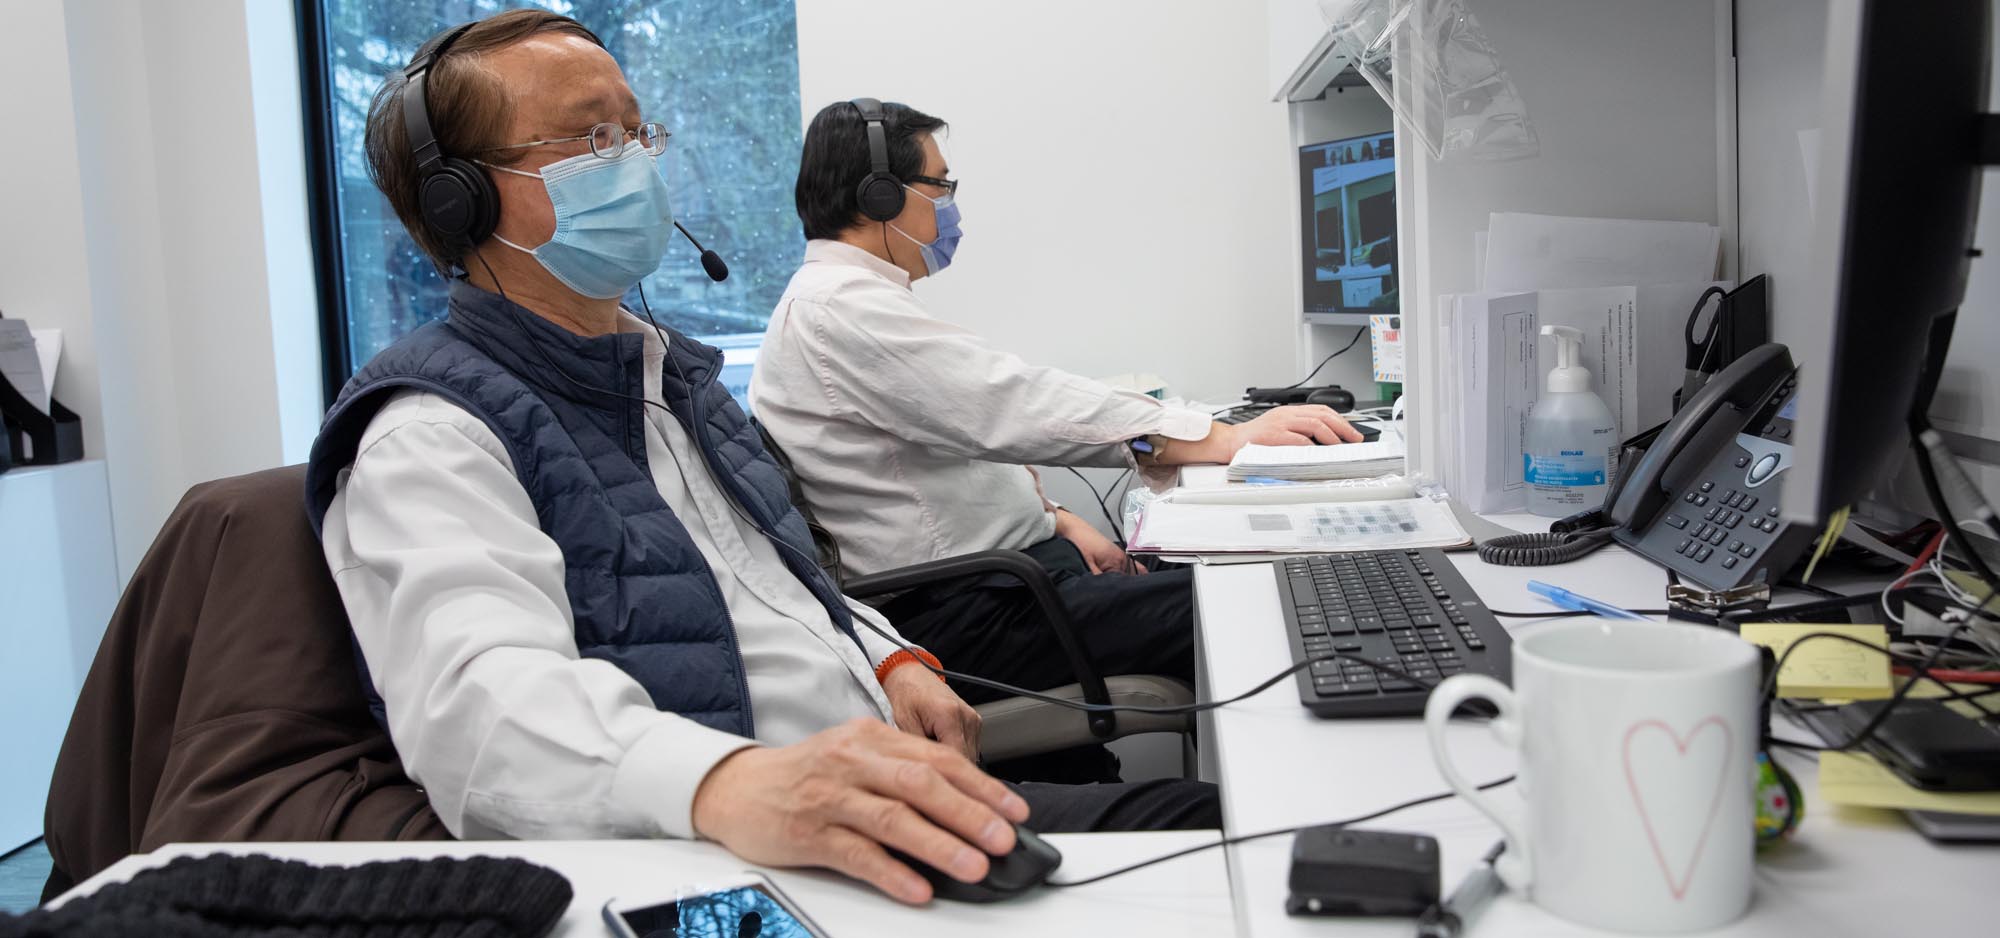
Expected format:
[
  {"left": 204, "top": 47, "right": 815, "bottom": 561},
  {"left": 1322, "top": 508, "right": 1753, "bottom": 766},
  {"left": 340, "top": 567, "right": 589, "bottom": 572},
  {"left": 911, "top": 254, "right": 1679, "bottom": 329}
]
[{"left": 1523, "top": 451, "right": 1607, "bottom": 487}]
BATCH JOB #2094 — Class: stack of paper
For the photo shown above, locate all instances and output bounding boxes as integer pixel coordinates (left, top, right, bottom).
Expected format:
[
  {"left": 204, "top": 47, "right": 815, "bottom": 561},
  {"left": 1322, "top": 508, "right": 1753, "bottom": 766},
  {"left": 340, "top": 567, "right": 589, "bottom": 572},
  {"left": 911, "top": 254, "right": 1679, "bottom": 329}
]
[
  {"left": 1227, "top": 436, "right": 1406, "bottom": 482},
  {"left": 1434, "top": 213, "right": 1728, "bottom": 512},
  {"left": 1130, "top": 495, "right": 1471, "bottom": 555}
]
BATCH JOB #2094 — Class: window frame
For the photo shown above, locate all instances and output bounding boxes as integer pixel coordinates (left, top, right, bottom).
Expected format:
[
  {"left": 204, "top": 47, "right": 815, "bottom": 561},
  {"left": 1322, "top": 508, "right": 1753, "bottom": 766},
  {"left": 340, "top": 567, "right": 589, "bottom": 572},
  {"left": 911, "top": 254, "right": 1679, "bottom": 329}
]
[{"left": 294, "top": 0, "right": 355, "bottom": 410}]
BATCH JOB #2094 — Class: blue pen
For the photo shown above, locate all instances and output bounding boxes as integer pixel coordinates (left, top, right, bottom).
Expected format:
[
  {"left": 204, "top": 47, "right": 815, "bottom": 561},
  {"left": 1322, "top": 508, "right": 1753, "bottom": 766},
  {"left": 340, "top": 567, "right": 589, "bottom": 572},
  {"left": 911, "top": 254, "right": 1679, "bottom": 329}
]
[{"left": 1526, "top": 580, "right": 1648, "bottom": 620}]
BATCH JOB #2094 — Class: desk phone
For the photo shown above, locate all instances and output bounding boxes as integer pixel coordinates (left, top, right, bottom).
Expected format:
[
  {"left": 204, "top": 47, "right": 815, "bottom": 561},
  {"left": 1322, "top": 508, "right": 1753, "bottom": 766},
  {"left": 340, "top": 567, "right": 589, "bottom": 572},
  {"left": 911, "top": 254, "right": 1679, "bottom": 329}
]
[{"left": 1607, "top": 344, "right": 1818, "bottom": 593}]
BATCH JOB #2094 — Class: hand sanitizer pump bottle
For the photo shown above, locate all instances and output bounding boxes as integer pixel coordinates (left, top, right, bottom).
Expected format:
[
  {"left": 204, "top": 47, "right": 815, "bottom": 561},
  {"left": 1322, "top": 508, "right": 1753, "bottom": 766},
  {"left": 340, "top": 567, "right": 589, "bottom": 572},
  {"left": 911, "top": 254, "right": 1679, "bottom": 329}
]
[{"left": 1525, "top": 325, "right": 1619, "bottom": 517}]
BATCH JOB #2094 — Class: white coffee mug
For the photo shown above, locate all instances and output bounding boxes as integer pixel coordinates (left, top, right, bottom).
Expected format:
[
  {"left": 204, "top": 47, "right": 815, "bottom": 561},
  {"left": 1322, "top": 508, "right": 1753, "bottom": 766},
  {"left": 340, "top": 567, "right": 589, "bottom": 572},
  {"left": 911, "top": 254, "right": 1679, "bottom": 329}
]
[{"left": 1424, "top": 618, "right": 1760, "bottom": 934}]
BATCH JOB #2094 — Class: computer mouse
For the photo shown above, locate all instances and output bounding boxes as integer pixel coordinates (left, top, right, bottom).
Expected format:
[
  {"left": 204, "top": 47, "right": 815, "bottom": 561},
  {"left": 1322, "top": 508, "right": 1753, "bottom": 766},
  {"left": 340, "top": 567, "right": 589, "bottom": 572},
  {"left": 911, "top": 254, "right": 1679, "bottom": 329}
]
[
  {"left": 886, "top": 824, "right": 1063, "bottom": 903},
  {"left": 1304, "top": 386, "right": 1356, "bottom": 411}
]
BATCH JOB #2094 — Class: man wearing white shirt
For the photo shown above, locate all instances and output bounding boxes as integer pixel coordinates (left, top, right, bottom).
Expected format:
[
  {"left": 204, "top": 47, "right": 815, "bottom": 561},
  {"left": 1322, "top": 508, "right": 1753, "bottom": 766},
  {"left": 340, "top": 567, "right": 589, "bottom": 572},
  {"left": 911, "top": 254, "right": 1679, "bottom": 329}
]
[
  {"left": 754, "top": 101, "right": 1359, "bottom": 758},
  {"left": 307, "top": 12, "right": 1218, "bottom": 908}
]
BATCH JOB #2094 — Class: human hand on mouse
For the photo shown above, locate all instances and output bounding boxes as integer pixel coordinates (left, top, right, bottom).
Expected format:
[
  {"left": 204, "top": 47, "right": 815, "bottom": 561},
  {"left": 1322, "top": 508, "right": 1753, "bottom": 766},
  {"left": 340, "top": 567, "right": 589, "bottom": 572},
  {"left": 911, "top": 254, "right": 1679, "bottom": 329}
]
[
  {"left": 690, "top": 718, "right": 1028, "bottom": 904},
  {"left": 1158, "top": 405, "right": 1362, "bottom": 464},
  {"left": 1229, "top": 404, "right": 1363, "bottom": 447}
]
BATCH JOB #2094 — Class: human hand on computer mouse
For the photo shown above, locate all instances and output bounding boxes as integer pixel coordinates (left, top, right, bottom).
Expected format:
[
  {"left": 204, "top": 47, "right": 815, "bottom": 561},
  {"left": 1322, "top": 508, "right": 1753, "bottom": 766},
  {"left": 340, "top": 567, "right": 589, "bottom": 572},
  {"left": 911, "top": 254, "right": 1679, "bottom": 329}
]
[
  {"left": 689, "top": 718, "right": 1028, "bottom": 904},
  {"left": 1232, "top": 404, "right": 1363, "bottom": 447}
]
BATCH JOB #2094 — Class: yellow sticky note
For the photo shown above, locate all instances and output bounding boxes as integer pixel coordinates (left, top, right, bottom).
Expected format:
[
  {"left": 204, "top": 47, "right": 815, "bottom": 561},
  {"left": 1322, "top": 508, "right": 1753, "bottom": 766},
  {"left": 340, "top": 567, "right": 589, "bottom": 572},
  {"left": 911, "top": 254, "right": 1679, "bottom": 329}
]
[
  {"left": 1738, "top": 623, "right": 1893, "bottom": 699},
  {"left": 1818, "top": 751, "right": 2000, "bottom": 816}
]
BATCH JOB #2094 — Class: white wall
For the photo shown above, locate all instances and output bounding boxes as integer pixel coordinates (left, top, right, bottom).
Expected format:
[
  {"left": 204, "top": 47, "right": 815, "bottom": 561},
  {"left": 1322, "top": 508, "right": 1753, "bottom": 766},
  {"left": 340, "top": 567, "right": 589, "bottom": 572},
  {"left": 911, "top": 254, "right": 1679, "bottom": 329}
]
[
  {"left": 1398, "top": 0, "right": 1723, "bottom": 479},
  {"left": 796, "top": 0, "right": 1298, "bottom": 407},
  {"left": 0, "top": 3, "right": 103, "bottom": 467},
  {"left": 0, "top": 0, "right": 321, "bottom": 583}
]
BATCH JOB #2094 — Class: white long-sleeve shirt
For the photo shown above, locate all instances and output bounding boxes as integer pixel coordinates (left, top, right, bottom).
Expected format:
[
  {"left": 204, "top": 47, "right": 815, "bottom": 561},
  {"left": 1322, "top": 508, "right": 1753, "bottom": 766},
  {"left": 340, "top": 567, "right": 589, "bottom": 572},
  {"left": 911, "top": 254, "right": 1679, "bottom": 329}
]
[
  {"left": 321, "top": 310, "right": 908, "bottom": 842},
  {"left": 751, "top": 240, "right": 1214, "bottom": 577}
]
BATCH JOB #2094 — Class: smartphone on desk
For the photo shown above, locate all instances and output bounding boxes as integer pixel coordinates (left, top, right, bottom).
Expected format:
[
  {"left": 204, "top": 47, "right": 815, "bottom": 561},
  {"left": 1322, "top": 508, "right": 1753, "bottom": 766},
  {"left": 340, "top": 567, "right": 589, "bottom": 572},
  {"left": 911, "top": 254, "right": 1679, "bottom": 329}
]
[{"left": 604, "top": 873, "right": 830, "bottom": 938}]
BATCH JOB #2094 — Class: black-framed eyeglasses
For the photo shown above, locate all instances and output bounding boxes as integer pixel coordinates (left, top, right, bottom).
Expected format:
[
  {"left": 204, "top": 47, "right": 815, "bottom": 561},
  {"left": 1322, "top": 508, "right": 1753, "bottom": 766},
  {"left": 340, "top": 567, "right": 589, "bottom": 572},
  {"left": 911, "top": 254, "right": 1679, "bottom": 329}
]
[
  {"left": 484, "top": 121, "right": 671, "bottom": 160},
  {"left": 908, "top": 174, "right": 957, "bottom": 196}
]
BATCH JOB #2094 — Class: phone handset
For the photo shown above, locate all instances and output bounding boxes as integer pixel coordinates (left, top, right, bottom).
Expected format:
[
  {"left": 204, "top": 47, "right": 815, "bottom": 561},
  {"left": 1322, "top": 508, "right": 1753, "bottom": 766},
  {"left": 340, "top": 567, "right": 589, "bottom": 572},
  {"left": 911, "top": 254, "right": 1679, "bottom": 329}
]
[{"left": 1606, "top": 343, "right": 1796, "bottom": 533}]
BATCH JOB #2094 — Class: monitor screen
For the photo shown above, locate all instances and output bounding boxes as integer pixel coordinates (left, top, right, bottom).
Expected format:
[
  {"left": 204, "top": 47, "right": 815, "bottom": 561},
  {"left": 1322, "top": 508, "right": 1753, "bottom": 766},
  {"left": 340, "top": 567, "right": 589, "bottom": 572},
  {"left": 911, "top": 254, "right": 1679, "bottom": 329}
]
[{"left": 1299, "top": 131, "right": 1398, "bottom": 318}]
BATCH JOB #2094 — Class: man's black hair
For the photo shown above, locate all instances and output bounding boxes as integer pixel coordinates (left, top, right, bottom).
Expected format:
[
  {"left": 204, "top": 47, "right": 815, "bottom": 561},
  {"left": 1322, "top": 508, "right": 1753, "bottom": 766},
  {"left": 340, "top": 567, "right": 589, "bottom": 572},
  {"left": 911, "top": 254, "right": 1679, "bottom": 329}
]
[{"left": 795, "top": 100, "right": 947, "bottom": 241}]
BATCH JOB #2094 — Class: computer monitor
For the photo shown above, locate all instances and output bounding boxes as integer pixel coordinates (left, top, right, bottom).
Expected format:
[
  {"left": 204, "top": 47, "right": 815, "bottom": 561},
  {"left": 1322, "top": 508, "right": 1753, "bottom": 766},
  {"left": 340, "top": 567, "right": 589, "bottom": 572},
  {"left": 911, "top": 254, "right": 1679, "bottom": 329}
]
[
  {"left": 1784, "top": 0, "right": 1992, "bottom": 522},
  {"left": 1299, "top": 131, "right": 1397, "bottom": 321}
]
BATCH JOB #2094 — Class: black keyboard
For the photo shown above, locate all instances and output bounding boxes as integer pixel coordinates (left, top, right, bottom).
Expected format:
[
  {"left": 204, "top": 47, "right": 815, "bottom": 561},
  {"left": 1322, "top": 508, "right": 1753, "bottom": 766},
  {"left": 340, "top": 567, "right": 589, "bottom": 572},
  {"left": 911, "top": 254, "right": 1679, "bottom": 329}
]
[
  {"left": 1276, "top": 549, "right": 1512, "bottom": 717},
  {"left": 1218, "top": 403, "right": 1276, "bottom": 424}
]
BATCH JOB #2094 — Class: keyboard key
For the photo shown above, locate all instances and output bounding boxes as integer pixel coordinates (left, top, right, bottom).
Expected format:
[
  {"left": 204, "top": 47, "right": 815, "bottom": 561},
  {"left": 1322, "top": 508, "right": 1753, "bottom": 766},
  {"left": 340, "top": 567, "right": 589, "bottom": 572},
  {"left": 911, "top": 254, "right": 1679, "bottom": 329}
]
[
  {"left": 1320, "top": 683, "right": 1376, "bottom": 697},
  {"left": 1699, "top": 481, "right": 1714, "bottom": 492},
  {"left": 1379, "top": 680, "right": 1419, "bottom": 692},
  {"left": 1666, "top": 515, "right": 1689, "bottom": 529},
  {"left": 1728, "top": 540, "right": 1744, "bottom": 553},
  {"left": 1721, "top": 556, "right": 1738, "bottom": 569},
  {"left": 1335, "top": 642, "right": 1363, "bottom": 652},
  {"left": 1695, "top": 546, "right": 1714, "bottom": 562},
  {"left": 1738, "top": 495, "right": 1757, "bottom": 510}
]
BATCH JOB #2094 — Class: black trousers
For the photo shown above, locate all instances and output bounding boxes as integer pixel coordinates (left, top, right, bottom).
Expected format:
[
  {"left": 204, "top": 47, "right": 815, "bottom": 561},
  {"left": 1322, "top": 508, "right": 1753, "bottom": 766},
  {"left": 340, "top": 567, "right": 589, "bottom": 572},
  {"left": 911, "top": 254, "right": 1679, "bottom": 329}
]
[
  {"left": 880, "top": 537, "right": 1197, "bottom": 706},
  {"left": 1010, "top": 779, "right": 1221, "bottom": 832}
]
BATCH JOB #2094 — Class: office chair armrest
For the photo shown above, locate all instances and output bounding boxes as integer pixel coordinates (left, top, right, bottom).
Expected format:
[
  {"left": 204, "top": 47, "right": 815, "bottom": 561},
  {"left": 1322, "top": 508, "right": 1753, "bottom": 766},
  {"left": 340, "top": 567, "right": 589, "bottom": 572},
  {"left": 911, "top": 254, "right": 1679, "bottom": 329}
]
[{"left": 844, "top": 550, "right": 1119, "bottom": 739}]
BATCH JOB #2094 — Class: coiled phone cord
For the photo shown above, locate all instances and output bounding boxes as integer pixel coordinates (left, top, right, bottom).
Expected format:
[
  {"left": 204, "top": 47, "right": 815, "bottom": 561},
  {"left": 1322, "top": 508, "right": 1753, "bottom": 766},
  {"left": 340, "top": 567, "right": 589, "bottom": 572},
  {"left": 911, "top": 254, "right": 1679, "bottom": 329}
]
[{"left": 1476, "top": 508, "right": 1617, "bottom": 566}]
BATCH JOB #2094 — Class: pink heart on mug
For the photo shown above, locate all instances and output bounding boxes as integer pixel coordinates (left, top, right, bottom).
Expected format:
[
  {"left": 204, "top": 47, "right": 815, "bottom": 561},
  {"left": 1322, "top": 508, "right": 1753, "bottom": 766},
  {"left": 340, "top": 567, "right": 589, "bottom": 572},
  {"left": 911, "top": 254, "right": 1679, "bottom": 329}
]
[{"left": 1622, "top": 717, "right": 1734, "bottom": 900}]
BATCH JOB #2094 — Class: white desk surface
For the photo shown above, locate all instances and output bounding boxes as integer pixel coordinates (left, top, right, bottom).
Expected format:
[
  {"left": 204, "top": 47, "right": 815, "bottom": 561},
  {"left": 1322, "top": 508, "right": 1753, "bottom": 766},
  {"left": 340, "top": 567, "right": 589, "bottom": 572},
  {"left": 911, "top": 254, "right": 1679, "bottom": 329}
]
[
  {"left": 56, "top": 833, "right": 1234, "bottom": 936},
  {"left": 1192, "top": 537, "right": 1997, "bottom": 937}
]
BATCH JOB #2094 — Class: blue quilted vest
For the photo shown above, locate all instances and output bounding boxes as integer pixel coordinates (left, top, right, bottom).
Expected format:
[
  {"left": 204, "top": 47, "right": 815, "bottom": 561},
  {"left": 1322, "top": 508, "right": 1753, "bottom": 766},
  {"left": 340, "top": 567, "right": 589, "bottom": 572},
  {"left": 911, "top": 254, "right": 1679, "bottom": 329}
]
[{"left": 304, "top": 280, "right": 862, "bottom": 738}]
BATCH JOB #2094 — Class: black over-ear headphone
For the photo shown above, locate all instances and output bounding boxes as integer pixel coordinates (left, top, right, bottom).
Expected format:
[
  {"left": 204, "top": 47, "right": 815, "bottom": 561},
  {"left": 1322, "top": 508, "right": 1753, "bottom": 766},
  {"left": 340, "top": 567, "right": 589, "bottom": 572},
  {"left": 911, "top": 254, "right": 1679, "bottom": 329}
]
[
  {"left": 403, "top": 22, "right": 500, "bottom": 259},
  {"left": 849, "top": 97, "right": 905, "bottom": 222}
]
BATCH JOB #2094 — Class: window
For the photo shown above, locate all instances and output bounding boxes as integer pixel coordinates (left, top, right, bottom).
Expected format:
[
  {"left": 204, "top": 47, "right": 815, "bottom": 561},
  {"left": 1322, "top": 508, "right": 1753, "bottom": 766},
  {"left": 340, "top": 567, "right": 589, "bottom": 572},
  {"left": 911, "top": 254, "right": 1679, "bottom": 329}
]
[{"left": 299, "top": 0, "right": 803, "bottom": 404}]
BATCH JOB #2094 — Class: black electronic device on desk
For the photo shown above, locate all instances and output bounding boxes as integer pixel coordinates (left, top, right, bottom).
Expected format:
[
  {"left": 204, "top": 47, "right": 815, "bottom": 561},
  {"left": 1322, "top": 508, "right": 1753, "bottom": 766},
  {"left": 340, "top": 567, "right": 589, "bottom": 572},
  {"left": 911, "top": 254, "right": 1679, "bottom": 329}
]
[
  {"left": 1277, "top": 549, "right": 1512, "bottom": 717},
  {"left": 1604, "top": 343, "right": 1817, "bottom": 594}
]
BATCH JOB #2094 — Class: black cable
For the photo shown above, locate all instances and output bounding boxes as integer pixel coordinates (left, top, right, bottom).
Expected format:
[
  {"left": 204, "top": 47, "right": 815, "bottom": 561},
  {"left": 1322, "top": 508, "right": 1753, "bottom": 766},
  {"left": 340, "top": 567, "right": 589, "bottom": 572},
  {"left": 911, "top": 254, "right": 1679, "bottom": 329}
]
[
  {"left": 1763, "top": 624, "right": 1972, "bottom": 752},
  {"left": 1062, "top": 467, "right": 1118, "bottom": 539},
  {"left": 1283, "top": 326, "right": 1367, "bottom": 389},
  {"left": 1485, "top": 608, "right": 1673, "bottom": 618},
  {"left": 1101, "top": 469, "right": 1133, "bottom": 539},
  {"left": 923, "top": 634, "right": 1432, "bottom": 716},
  {"left": 1047, "top": 776, "right": 1517, "bottom": 888}
]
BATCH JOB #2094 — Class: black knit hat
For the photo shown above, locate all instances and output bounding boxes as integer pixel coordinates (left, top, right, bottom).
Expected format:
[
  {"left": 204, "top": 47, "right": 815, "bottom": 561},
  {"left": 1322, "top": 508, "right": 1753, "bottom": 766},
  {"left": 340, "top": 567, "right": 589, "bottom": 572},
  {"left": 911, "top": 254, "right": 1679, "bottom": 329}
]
[{"left": 2, "top": 853, "right": 572, "bottom": 937}]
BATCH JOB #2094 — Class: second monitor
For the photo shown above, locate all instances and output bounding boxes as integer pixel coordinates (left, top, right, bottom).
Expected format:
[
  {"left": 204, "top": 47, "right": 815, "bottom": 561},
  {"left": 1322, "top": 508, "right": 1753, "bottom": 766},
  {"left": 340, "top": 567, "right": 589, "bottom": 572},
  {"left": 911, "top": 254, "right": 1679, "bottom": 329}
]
[{"left": 1300, "top": 130, "right": 1398, "bottom": 322}]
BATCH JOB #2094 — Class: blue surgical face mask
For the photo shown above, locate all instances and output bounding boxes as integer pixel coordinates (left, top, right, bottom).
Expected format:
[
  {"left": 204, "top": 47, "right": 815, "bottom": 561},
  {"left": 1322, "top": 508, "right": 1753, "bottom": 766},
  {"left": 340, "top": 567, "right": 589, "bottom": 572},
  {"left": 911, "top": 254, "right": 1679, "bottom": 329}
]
[
  {"left": 890, "top": 185, "right": 962, "bottom": 276},
  {"left": 482, "top": 141, "right": 676, "bottom": 299}
]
